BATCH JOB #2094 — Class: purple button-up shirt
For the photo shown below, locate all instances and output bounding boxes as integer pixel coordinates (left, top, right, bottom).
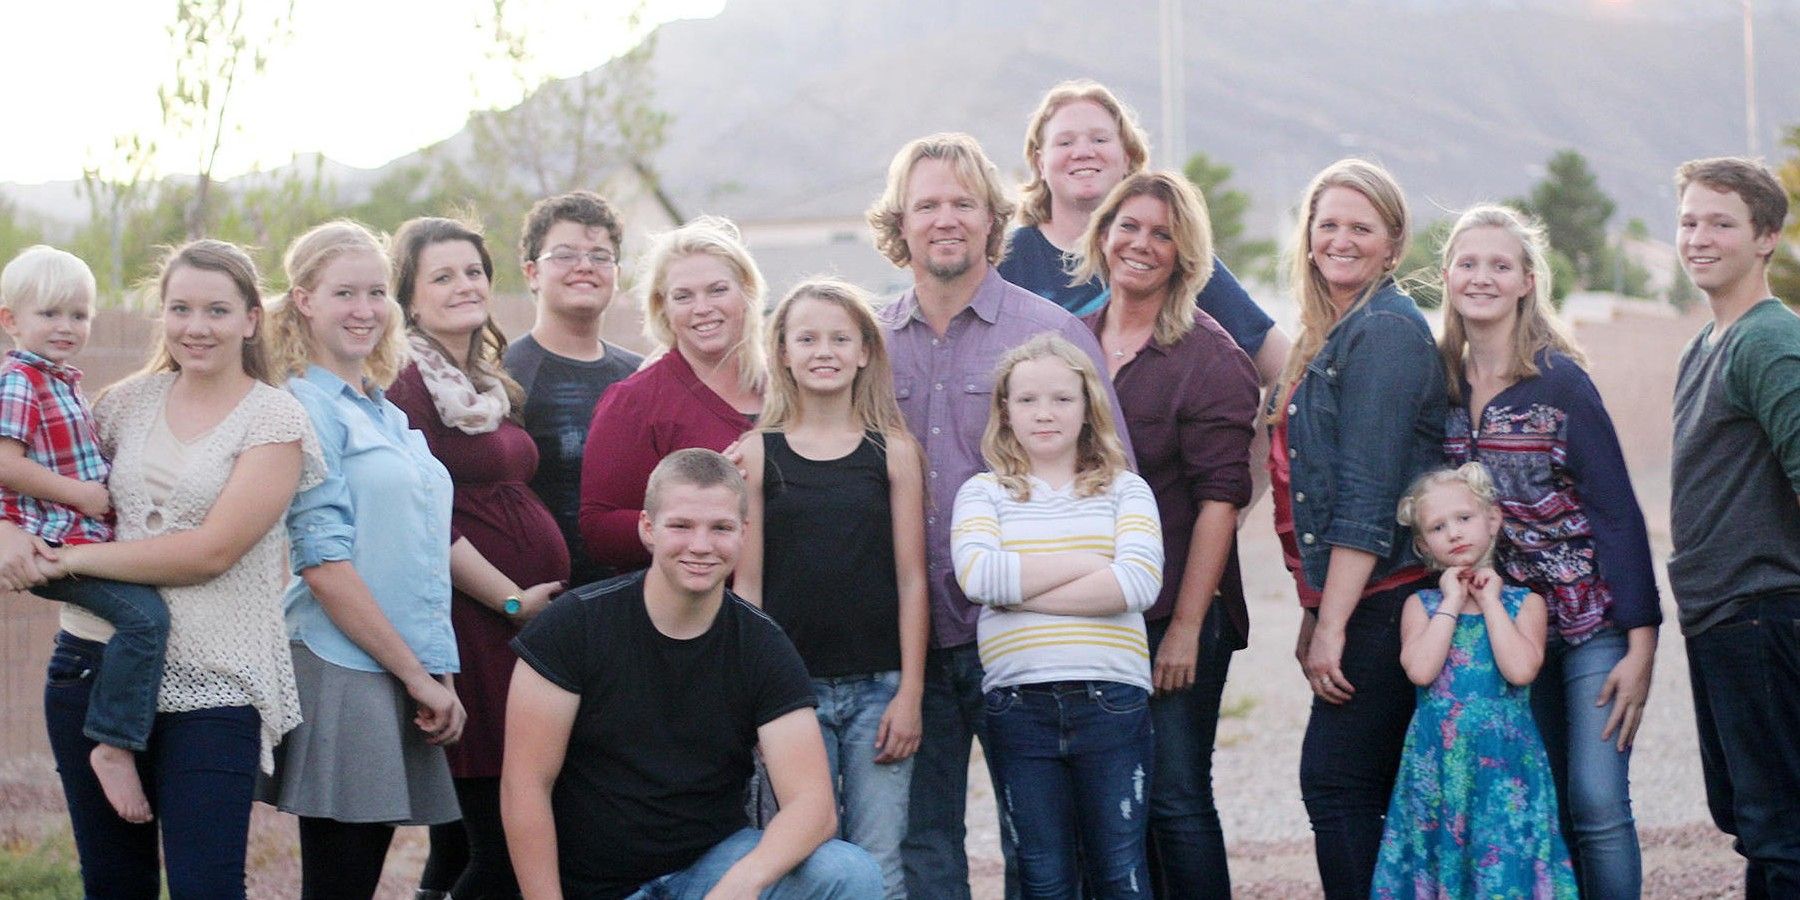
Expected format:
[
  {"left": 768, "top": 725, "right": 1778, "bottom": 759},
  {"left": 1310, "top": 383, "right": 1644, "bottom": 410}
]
[{"left": 882, "top": 267, "right": 1134, "bottom": 649}]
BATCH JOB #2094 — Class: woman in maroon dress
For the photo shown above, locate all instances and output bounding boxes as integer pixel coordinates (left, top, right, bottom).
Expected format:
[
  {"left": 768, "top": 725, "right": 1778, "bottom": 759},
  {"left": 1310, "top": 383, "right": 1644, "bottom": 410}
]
[{"left": 386, "top": 217, "right": 570, "bottom": 900}]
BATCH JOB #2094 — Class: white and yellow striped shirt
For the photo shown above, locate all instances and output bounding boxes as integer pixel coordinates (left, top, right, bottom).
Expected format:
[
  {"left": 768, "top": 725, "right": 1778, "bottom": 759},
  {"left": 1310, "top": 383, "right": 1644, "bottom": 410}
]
[{"left": 952, "top": 471, "right": 1163, "bottom": 693}]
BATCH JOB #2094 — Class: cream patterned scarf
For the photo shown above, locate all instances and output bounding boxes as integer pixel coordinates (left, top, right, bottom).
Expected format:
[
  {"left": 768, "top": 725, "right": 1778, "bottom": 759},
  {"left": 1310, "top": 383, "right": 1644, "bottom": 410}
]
[{"left": 406, "top": 333, "right": 509, "bottom": 434}]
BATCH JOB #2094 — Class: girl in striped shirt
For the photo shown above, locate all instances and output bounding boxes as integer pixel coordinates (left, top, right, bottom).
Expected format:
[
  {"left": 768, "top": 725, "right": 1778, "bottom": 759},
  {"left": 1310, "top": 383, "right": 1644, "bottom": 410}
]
[{"left": 952, "top": 332, "right": 1163, "bottom": 898}]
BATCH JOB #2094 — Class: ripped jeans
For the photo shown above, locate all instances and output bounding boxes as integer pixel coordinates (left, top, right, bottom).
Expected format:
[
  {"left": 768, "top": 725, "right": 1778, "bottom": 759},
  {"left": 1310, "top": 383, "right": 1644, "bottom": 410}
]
[{"left": 985, "top": 680, "right": 1155, "bottom": 899}]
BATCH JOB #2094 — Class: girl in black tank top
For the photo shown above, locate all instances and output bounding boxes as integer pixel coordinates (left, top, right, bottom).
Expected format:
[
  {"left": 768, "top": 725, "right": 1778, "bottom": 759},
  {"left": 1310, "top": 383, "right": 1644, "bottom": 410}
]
[{"left": 733, "top": 279, "right": 926, "bottom": 896}]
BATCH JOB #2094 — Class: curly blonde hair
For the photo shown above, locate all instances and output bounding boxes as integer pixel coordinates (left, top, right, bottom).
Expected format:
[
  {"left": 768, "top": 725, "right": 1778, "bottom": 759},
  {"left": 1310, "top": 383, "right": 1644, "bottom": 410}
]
[
  {"left": 267, "top": 220, "right": 409, "bottom": 387},
  {"left": 1395, "top": 462, "right": 1500, "bottom": 570}
]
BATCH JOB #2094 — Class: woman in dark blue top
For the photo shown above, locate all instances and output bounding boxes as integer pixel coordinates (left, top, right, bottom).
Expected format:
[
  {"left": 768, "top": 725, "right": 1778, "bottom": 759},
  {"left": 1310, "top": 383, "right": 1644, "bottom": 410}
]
[{"left": 1437, "top": 203, "right": 1660, "bottom": 899}]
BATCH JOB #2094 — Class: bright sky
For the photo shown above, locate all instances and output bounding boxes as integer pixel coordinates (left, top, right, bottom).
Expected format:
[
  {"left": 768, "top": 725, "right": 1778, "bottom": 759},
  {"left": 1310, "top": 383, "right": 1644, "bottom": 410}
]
[{"left": 3, "top": 0, "right": 725, "bottom": 186}]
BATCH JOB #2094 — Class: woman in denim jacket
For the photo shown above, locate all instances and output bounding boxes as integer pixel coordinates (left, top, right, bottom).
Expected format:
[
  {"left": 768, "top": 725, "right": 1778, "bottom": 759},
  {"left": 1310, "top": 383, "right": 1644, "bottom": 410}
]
[{"left": 1266, "top": 159, "right": 1446, "bottom": 899}]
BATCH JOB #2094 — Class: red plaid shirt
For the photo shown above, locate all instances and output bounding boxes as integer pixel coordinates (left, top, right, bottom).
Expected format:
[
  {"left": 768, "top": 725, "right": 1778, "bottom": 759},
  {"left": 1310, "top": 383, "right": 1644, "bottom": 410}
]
[{"left": 0, "top": 350, "right": 113, "bottom": 544}]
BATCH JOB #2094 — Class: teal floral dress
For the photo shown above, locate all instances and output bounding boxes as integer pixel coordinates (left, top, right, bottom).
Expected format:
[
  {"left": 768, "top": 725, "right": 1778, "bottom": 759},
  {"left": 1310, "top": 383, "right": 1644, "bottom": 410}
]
[{"left": 1372, "top": 586, "right": 1577, "bottom": 899}]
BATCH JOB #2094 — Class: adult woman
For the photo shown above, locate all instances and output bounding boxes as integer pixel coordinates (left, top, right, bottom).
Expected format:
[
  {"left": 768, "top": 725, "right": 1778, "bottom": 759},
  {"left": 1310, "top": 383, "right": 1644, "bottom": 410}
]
[
  {"left": 1272, "top": 159, "right": 1445, "bottom": 899},
  {"left": 579, "top": 215, "right": 767, "bottom": 571},
  {"left": 1072, "top": 171, "right": 1260, "bottom": 898},
  {"left": 385, "top": 217, "right": 571, "bottom": 900},
  {"left": 1438, "top": 204, "right": 1660, "bottom": 897},
  {"left": 21, "top": 239, "right": 317, "bottom": 899},
  {"left": 1000, "top": 79, "right": 1290, "bottom": 385}
]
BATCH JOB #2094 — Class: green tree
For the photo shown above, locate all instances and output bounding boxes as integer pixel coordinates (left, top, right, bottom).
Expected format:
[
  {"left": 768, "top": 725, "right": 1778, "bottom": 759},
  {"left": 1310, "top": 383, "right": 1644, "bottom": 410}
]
[
  {"left": 77, "top": 133, "right": 159, "bottom": 302},
  {"left": 1771, "top": 126, "right": 1800, "bottom": 305},
  {"left": 210, "top": 156, "right": 341, "bottom": 289},
  {"left": 1396, "top": 217, "right": 1453, "bottom": 309},
  {"left": 1518, "top": 149, "right": 1616, "bottom": 288},
  {"left": 0, "top": 193, "right": 46, "bottom": 272},
  {"left": 1182, "top": 151, "right": 1275, "bottom": 274}
]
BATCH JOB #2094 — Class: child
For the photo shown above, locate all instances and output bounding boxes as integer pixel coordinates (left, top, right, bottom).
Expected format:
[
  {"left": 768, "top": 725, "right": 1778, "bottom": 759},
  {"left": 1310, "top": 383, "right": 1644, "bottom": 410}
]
[
  {"left": 733, "top": 279, "right": 927, "bottom": 899},
  {"left": 0, "top": 246, "right": 169, "bottom": 824},
  {"left": 1372, "top": 462, "right": 1577, "bottom": 899},
  {"left": 951, "top": 333, "right": 1163, "bottom": 898}
]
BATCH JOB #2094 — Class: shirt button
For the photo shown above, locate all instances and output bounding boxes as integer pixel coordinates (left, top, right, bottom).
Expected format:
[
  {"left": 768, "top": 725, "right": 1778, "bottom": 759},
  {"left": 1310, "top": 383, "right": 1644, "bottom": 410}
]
[
  {"left": 1295, "top": 492, "right": 1305, "bottom": 503},
  {"left": 1302, "top": 533, "right": 1316, "bottom": 545},
  {"left": 934, "top": 383, "right": 944, "bottom": 391},
  {"left": 966, "top": 384, "right": 977, "bottom": 391},
  {"left": 929, "top": 470, "right": 938, "bottom": 479},
  {"left": 1288, "top": 447, "right": 1297, "bottom": 459},
  {"left": 1286, "top": 403, "right": 1297, "bottom": 415},
  {"left": 1326, "top": 366, "right": 1337, "bottom": 377},
  {"left": 930, "top": 427, "right": 941, "bottom": 435},
  {"left": 928, "top": 516, "right": 937, "bottom": 525}
]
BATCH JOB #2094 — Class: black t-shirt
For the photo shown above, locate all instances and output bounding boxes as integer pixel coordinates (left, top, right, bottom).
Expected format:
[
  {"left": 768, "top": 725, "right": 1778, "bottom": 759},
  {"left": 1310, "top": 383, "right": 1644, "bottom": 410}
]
[
  {"left": 510, "top": 573, "right": 815, "bottom": 899},
  {"left": 504, "top": 334, "right": 644, "bottom": 586}
]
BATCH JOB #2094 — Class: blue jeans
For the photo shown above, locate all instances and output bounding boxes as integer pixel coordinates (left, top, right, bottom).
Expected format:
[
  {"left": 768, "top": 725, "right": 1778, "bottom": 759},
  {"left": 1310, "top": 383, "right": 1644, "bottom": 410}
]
[
  {"left": 1531, "top": 624, "right": 1641, "bottom": 899},
  {"left": 43, "top": 632, "right": 261, "bottom": 900},
  {"left": 1145, "top": 612, "right": 1235, "bottom": 899},
  {"left": 624, "top": 828, "right": 881, "bottom": 899},
  {"left": 1687, "top": 592, "right": 1800, "bottom": 900},
  {"left": 903, "top": 642, "right": 1019, "bottom": 900},
  {"left": 1298, "top": 583, "right": 1418, "bottom": 900},
  {"left": 36, "top": 575, "right": 169, "bottom": 751},
  {"left": 986, "top": 681, "right": 1155, "bottom": 900},
  {"left": 814, "top": 670, "right": 912, "bottom": 899}
]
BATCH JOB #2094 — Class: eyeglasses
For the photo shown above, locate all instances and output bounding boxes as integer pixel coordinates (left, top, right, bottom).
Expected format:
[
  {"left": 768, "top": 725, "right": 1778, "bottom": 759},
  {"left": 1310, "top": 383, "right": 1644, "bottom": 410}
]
[{"left": 537, "top": 249, "right": 618, "bottom": 269}]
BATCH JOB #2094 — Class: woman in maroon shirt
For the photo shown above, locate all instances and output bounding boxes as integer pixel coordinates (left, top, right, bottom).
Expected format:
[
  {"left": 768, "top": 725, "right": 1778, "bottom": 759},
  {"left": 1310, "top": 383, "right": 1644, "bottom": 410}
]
[
  {"left": 385, "top": 217, "right": 570, "bottom": 900},
  {"left": 579, "top": 216, "right": 768, "bottom": 572},
  {"left": 1075, "top": 171, "right": 1260, "bottom": 898}
]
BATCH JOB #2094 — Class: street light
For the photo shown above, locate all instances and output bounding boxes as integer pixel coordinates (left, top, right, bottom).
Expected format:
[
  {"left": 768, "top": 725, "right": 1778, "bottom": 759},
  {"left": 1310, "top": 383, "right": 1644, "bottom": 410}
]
[{"left": 1743, "top": 0, "right": 1759, "bottom": 156}]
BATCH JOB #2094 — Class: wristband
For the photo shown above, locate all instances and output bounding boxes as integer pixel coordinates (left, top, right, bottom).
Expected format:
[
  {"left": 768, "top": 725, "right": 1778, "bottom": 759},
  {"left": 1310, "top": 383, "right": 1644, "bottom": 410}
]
[
  {"left": 503, "top": 595, "right": 522, "bottom": 617},
  {"left": 1433, "top": 610, "right": 1458, "bottom": 621}
]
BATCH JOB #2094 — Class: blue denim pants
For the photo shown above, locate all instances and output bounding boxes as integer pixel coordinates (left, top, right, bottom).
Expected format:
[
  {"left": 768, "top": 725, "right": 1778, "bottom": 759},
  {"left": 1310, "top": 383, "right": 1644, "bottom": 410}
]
[
  {"left": 43, "top": 632, "right": 261, "bottom": 900},
  {"left": 1298, "top": 583, "right": 1419, "bottom": 900},
  {"left": 1145, "top": 611, "right": 1235, "bottom": 899},
  {"left": 812, "top": 670, "right": 913, "bottom": 899},
  {"left": 986, "top": 680, "right": 1155, "bottom": 900},
  {"left": 1531, "top": 624, "right": 1641, "bottom": 899},
  {"left": 35, "top": 575, "right": 169, "bottom": 751},
  {"left": 1687, "top": 592, "right": 1800, "bottom": 900},
  {"left": 624, "top": 827, "right": 881, "bottom": 899},
  {"left": 903, "top": 642, "right": 1019, "bottom": 900}
]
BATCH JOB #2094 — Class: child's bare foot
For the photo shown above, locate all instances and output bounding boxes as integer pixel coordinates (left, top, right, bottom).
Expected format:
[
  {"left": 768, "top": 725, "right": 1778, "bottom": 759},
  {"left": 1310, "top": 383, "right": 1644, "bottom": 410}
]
[{"left": 89, "top": 744, "right": 151, "bottom": 823}]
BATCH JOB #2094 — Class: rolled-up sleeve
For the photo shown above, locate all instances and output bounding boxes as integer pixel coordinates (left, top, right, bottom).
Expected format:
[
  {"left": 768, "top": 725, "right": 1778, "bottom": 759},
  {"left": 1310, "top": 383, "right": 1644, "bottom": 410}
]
[
  {"left": 1110, "top": 474, "right": 1164, "bottom": 613},
  {"left": 952, "top": 475, "right": 1021, "bottom": 607},
  {"left": 1182, "top": 332, "right": 1259, "bottom": 509},
  {"left": 286, "top": 382, "right": 356, "bottom": 571}
]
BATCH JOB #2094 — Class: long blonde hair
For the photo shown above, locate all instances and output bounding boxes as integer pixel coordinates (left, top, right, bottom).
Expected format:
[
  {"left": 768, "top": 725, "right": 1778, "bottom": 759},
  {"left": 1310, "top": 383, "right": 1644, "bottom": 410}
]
[
  {"left": 1437, "top": 204, "right": 1586, "bottom": 403},
  {"left": 981, "top": 333, "right": 1130, "bottom": 501},
  {"left": 267, "top": 220, "right": 410, "bottom": 387},
  {"left": 1069, "top": 171, "right": 1214, "bottom": 346},
  {"left": 1015, "top": 80, "right": 1152, "bottom": 228},
  {"left": 758, "top": 278, "right": 910, "bottom": 441},
  {"left": 136, "top": 239, "right": 274, "bottom": 385},
  {"left": 1395, "top": 462, "right": 1500, "bottom": 570},
  {"left": 1274, "top": 159, "right": 1411, "bottom": 413},
  {"left": 639, "top": 215, "right": 769, "bottom": 395}
]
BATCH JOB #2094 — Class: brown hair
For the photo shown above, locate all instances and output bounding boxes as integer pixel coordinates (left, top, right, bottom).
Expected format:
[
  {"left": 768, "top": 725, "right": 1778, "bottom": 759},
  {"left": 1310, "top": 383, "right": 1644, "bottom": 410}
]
[
  {"left": 390, "top": 217, "right": 525, "bottom": 415},
  {"left": 519, "top": 190, "right": 624, "bottom": 267},
  {"left": 1016, "top": 80, "right": 1151, "bottom": 228},
  {"left": 1675, "top": 156, "right": 1790, "bottom": 261},
  {"left": 867, "top": 133, "right": 1015, "bottom": 268},
  {"left": 139, "top": 239, "right": 273, "bottom": 384}
]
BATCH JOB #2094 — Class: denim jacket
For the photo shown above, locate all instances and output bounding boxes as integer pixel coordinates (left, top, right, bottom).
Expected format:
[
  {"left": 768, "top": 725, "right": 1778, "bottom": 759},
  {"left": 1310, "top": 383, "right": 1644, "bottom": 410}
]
[{"left": 1283, "top": 280, "right": 1446, "bottom": 590}]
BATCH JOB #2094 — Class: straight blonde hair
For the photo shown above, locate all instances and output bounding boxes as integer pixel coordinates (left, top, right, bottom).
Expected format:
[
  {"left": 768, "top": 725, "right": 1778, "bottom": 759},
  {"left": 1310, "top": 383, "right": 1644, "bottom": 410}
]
[
  {"left": 757, "top": 278, "right": 910, "bottom": 442},
  {"left": 981, "top": 333, "right": 1130, "bottom": 502},
  {"left": 1437, "top": 204, "right": 1586, "bottom": 404},
  {"left": 639, "top": 215, "right": 769, "bottom": 395}
]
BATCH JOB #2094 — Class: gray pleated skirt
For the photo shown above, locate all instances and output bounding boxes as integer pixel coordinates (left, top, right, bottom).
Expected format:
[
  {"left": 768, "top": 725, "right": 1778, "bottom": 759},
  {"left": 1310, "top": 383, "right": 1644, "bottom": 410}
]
[{"left": 257, "top": 642, "right": 461, "bottom": 825}]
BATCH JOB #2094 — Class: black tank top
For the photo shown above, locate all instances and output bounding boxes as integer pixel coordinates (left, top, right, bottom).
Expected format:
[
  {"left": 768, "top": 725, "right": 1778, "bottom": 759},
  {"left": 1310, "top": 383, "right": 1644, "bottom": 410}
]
[{"left": 760, "top": 430, "right": 902, "bottom": 677}]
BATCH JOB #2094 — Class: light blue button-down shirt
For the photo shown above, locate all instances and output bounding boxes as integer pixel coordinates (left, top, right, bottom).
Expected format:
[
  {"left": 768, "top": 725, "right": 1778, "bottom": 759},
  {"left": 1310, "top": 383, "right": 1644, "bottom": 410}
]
[{"left": 283, "top": 365, "right": 459, "bottom": 674}]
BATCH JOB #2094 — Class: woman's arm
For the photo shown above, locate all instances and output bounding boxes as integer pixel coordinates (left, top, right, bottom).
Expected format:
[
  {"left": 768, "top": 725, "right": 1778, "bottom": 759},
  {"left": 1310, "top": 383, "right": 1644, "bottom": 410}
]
[
  {"left": 733, "top": 435, "right": 767, "bottom": 606},
  {"left": 1304, "top": 546, "right": 1378, "bottom": 703},
  {"left": 877, "top": 435, "right": 928, "bottom": 764},
  {"left": 1154, "top": 500, "right": 1236, "bottom": 693},
  {"left": 1561, "top": 370, "right": 1662, "bottom": 630},
  {"left": 579, "top": 382, "right": 657, "bottom": 571},
  {"left": 448, "top": 537, "right": 563, "bottom": 622},
  {"left": 52, "top": 442, "right": 302, "bottom": 585},
  {"left": 1599, "top": 625, "right": 1658, "bottom": 751}
]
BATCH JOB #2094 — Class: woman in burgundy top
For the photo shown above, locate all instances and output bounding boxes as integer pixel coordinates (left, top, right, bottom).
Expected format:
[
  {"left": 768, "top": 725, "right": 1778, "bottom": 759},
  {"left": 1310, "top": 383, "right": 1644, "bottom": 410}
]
[
  {"left": 386, "top": 217, "right": 570, "bottom": 900},
  {"left": 1075, "top": 172, "right": 1260, "bottom": 898},
  {"left": 579, "top": 216, "right": 768, "bottom": 572}
]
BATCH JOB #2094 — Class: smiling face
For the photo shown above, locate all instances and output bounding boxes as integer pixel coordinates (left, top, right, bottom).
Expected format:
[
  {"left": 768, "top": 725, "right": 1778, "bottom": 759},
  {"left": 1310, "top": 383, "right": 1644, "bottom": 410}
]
[
  {"left": 525, "top": 219, "right": 619, "bottom": 323},
  {"left": 1309, "top": 185, "right": 1395, "bottom": 307},
  {"left": 1005, "top": 355, "right": 1086, "bottom": 469},
  {"left": 639, "top": 482, "right": 744, "bottom": 598},
  {"left": 1414, "top": 481, "right": 1501, "bottom": 570},
  {"left": 161, "top": 265, "right": 258, "bottom": 379},
  {"left": 902, "top": 157, "right": 993, "bottom": 283},
  {"left": 780, "top": 295, "right": 868, "bottom": 397},
  {"left": 1678, "top": 182, "right": 1779, "bottom": 298},
  {"left": 1445, "top": 225, "right": 1532, "bottom": 330},
  {"left": 408, "top": 240, "right": 491, "bottom": 351},
  {"left": 295, "top": 249, "right": 392, "bottom": 375},
  {"left": 1, "top": 297, "right": 91, "bottom": 365},
  {"left": 663, "top": 253, "right": 748, "bottom": 366},
  {"left": 1036, "top": 99, "right": 1128, "bottom": 211},
  {"left": 1103, "top": 193, "right": 1177, "bottom": 303}
]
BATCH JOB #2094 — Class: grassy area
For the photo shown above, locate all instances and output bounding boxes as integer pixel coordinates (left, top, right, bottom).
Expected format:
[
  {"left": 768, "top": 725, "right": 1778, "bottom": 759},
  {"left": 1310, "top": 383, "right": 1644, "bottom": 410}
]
[{"left": 0, "top": 834, "right": 82, "bottom": 900}]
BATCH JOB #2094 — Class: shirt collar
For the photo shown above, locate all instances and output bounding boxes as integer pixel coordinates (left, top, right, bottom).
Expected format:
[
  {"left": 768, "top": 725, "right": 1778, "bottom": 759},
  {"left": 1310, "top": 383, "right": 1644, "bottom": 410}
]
[
  {"left": 6, "top": 348, "right": 83, "bottom": 384},
  {"left": 893, "top": 267, "right": 1006, "bottom": 328},
  {"left": 302, "top": 363, "right": 384, "bottom": 404}
]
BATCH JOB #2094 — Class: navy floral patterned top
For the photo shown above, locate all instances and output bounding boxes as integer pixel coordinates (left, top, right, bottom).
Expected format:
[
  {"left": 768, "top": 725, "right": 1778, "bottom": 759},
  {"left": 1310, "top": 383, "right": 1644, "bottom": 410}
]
[{"left": 1444, "top": 350, "right": 1661, "bottom": 643}]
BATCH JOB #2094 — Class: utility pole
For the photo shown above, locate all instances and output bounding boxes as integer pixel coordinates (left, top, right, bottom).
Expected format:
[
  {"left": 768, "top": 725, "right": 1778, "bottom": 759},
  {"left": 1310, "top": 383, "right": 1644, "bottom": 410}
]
[{"left": 1159, "top": 0, "right": 1186, "bottom": 169}]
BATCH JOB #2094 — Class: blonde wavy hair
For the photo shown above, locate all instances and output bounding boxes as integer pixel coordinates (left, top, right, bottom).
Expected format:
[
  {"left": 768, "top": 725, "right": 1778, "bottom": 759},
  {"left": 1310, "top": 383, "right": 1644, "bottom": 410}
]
[
  {"left": 757, "top": 278, "right": 910, "bottom": 442},
  {"left": 867, "top": 133, "right": 1015, "bottom": 269},
  {"left": 1016, "top": 80, "right": 1152, "bottom": 228},
  {"left": 266, "top": 220, "right": 410, "bottom": 387},
  {"left": 1436, "top": 204, "right": 1586, "bottom": 404},
  {"left": 1070, "top": 171, "right": 1214, "bottom": 346},
  {"left": 1395, "top": 462, "right": 1500, "bottom": 570},
  {"left": 639, "top": 215, "right": 769, "bottom": 395},
  {"left": 1273, "top": 159, "right": 1411, "bottom": 415},
  {"left": 981, "top": 333, "right": 1130, "bottom": 502}
]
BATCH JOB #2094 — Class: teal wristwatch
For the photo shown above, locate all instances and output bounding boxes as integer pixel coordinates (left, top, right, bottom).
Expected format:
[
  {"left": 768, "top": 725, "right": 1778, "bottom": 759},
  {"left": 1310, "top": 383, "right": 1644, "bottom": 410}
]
[{"left": 503, "top": 595, "right": 522, "bottom": 617}]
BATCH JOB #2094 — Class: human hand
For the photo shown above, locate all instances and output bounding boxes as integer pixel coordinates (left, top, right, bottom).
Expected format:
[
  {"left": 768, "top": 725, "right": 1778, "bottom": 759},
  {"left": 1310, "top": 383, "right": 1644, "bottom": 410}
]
[
  {"left": 721, "top": 436, "right": 750, "bottom": 480},
  {"left": 1153, "top": 617, "right": 1202, "bottom": 694},
  {"left": 408, "top": 675, "right": 467, "bottom": 745},
  {"left": 510, "top": 581, "right": 566, "bottom": 623},
  {"left": 702, "top": 867, "right": 770, "bottom": 900},
  {"left": 1437, "top": 566, "right": 1470, "bottom": 611},
  {"left": 0, "top": 523, "right": 48, "bottom": 590},
  {"left": 72, "top": 482, "right": 112, "bottom": 519},
  {"left": 1598, "top": 642, "right": 1656, "bottom": 751},
  {"left": 1469, "top": 567, "right": 1503, "bottom": 608},
  {"left": 1304, "top": 620, "right": 1354, "bottom": 704},
  {"left": 1295, "top": 609, "right": 1315, "bottom": 671},
  {"left": 874, "top": 688, "right": 922, "bottom": 763}
]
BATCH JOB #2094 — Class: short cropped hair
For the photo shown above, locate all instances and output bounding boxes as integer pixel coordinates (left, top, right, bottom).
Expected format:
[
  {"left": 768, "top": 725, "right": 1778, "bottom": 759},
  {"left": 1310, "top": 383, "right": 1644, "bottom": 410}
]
[
  {"left": 2, "top": 245, "right": 97, "bottom": 313},
  {"left": 1675, "top": 157, "right": 1790, "bottom": 262},
  {"left": 519, "top": 190, "right": 624, "bottom": 267},
  {"left": 643, "top": 448, "right": 748, "bottom": 520},
  {"left": 867, "top": 133, "right": 1015, "bottom": 268}
]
